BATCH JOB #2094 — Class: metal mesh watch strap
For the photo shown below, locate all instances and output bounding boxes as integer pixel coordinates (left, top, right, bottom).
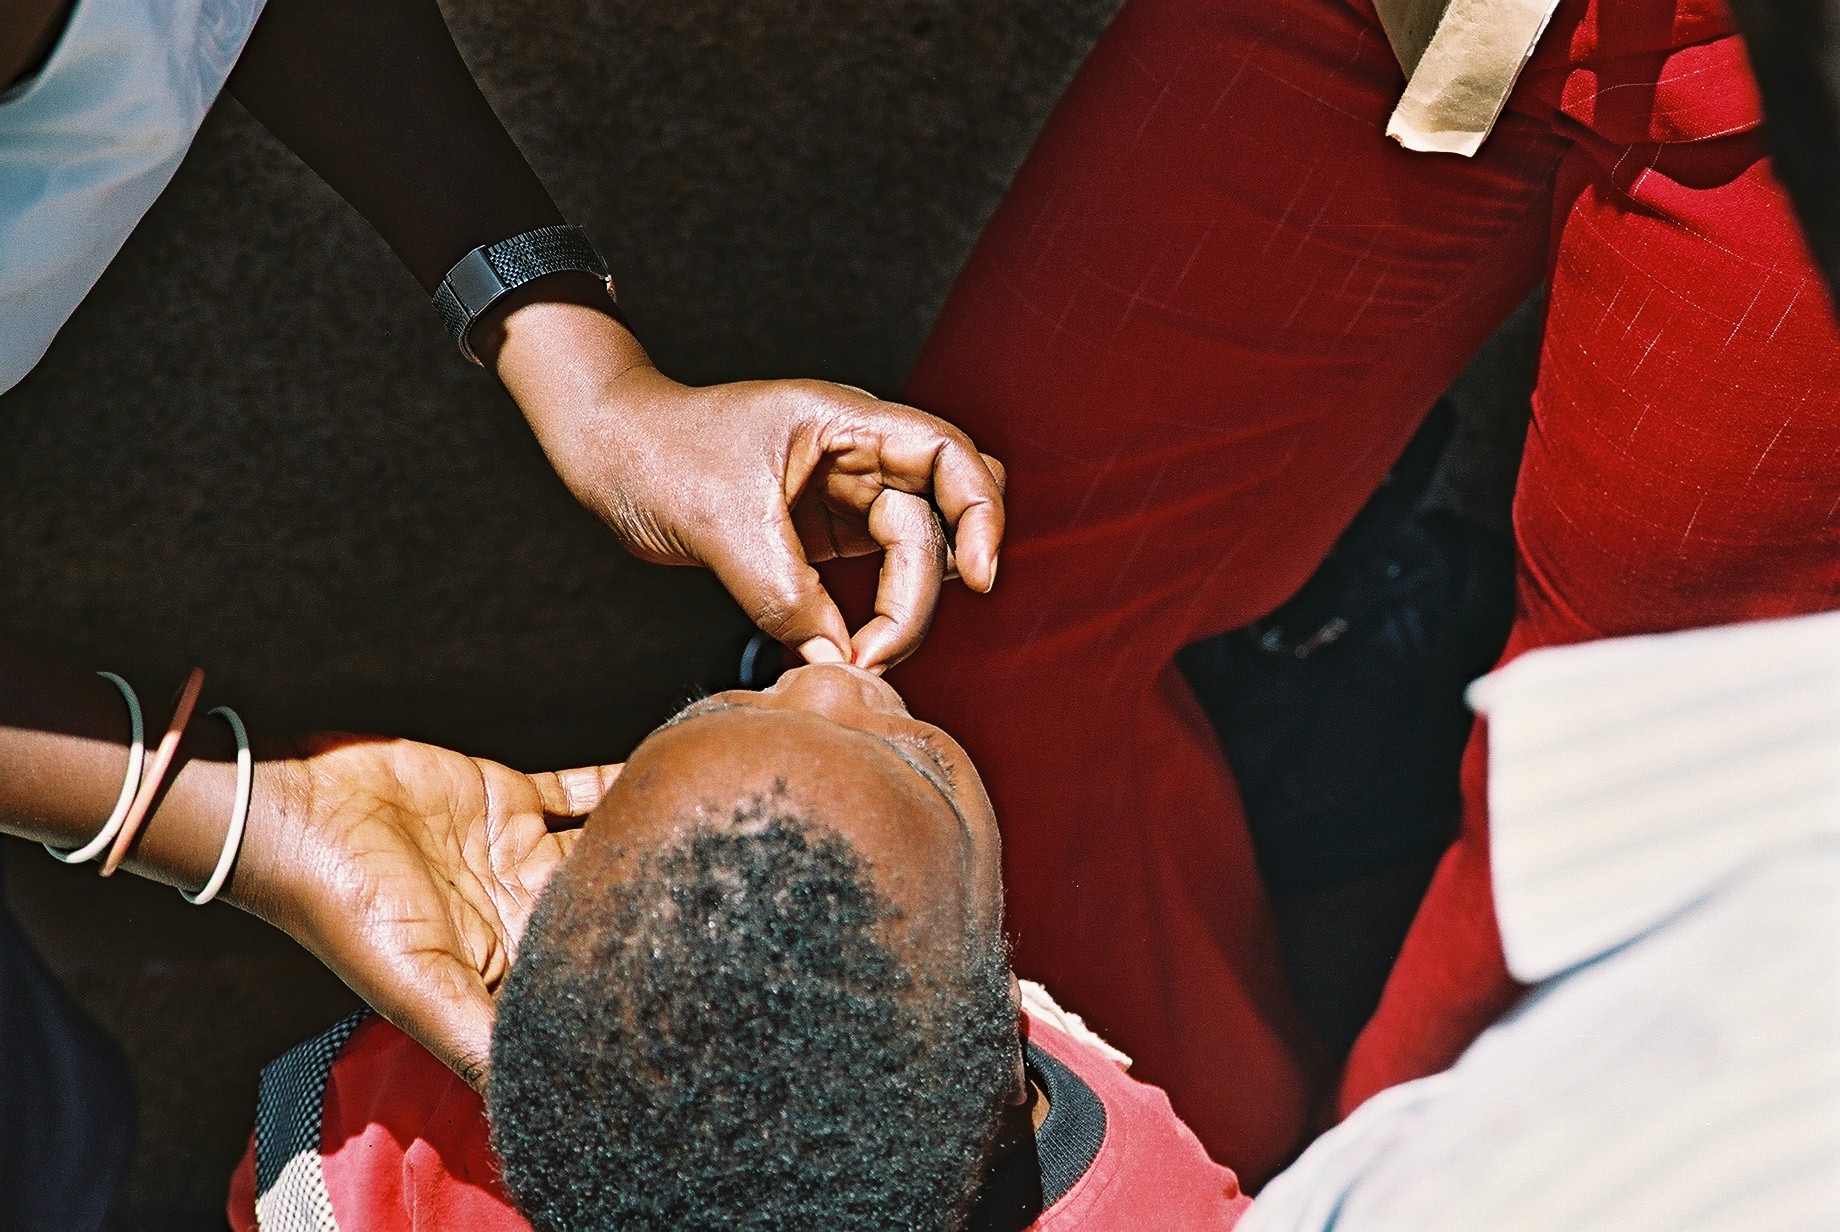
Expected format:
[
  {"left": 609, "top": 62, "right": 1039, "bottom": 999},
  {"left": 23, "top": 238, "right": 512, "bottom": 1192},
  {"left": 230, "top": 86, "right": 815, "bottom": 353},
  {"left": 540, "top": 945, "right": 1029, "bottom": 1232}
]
[{"left": 431, "top": 224, "right": 614, "bottom": 364}]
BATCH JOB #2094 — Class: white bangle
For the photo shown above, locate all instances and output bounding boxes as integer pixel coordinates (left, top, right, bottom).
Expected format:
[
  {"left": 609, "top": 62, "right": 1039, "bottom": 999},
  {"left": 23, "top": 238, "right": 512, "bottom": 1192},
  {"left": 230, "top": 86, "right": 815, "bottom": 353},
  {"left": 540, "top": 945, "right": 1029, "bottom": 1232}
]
[
  {"left": 46, "top": 672, "right": 146, "bottom": 864},
  {"left": 181, "top": 705, "right": 253, "bottom": 906}
]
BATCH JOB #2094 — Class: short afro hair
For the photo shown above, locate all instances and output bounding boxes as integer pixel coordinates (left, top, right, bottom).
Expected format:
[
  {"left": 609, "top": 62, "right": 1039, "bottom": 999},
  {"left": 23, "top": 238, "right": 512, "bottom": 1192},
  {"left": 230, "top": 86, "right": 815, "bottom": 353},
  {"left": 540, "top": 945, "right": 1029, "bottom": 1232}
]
[{"left": 488, "top": 792, "right": 1016, "bottom": 1232}]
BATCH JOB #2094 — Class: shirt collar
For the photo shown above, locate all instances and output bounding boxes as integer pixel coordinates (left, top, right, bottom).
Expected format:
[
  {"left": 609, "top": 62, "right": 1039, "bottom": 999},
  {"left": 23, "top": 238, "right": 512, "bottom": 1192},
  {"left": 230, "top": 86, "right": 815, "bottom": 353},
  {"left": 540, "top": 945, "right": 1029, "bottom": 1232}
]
[
  {"left": 964, "top": 1037, "right": 1108, "bottom": 1231},
  {"left": 1473, "top": 611, "right": 1840, "bottom": 983}
]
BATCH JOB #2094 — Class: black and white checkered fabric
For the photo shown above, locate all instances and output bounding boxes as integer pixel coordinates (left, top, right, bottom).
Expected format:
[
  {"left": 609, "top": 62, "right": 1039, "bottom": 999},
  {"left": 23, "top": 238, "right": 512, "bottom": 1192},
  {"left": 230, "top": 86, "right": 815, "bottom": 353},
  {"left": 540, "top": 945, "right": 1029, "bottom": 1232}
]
[{"left": 251, "top": 1010, "right": 371, "bottom": 1232}]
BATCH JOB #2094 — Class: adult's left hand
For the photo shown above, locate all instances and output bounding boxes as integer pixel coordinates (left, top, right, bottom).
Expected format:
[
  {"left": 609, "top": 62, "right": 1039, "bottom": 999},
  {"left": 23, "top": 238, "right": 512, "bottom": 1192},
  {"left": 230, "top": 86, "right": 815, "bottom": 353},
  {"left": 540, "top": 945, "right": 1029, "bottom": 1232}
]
[
  {"left": 483, "top": 291, "right": 1007, "bottom": 673},
  {"left": 236, "top": 733, "right": 621, "bottom": 1092}
]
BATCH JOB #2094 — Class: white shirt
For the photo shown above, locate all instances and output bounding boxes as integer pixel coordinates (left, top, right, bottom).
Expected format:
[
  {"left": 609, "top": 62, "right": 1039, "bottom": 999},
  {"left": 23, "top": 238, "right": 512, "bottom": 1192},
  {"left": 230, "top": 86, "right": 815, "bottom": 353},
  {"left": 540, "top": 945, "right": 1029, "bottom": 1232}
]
[
  {"left": 1244, "top": 610, "right": 1840, "bottom": 1232},
  {"left": 0, "top": 0, "right": 266, "bottom": 394}
]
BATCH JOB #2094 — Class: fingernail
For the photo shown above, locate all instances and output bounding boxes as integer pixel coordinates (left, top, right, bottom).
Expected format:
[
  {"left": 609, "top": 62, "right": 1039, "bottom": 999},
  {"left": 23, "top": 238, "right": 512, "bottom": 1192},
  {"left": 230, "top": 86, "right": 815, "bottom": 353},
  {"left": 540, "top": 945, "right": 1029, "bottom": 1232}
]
[
  {"left": 985, "top": 555, "right": 999, "bottom": 591},
  {"left": 849, "top": 634, "right": 885, "bottom": 673},
  {"left": 799, "top": 637, "right": 847, "bottom": 664}
]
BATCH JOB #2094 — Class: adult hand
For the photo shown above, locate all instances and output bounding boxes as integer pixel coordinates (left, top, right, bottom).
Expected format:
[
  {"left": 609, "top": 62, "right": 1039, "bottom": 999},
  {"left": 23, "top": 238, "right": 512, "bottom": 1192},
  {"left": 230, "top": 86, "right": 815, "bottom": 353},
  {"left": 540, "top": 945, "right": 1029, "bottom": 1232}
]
[
  {"left": 230, "top": 0, "right": 1006, "bottom": 667},
  {"left": 235, "top": 734, "right": 621, "bottom": 1091},
  {"left": 485, "top": 291, "right": 1007, "bottom": 672}
]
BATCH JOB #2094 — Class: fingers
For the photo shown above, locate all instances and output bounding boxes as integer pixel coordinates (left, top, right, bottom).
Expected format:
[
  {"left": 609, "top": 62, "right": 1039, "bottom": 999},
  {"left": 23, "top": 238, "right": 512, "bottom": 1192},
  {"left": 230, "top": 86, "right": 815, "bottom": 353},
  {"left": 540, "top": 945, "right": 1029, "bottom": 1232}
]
[
  {"left": 703, "top": 511, "right": 855, "bottom": 664},
  {"left": 980, "top": 451, "right": 1009, "bottom": 500},
  {"left": 856, "top": 404, "right": 1007, "bottom": 594},
  {"left": 654, "top": 380, "right": 1002, "bottom": 668},
  {"left": 849, "top": 489, "right": 948, "bottom": 672},
  {"left": 942, "top": 449, "right": 1006, "bottom": 593},
  {"left": 790, "top": 476, "right": 846, "bottom": 564},
  {"left": 528, "top": 763, "right": 624, "bottom": 817}
]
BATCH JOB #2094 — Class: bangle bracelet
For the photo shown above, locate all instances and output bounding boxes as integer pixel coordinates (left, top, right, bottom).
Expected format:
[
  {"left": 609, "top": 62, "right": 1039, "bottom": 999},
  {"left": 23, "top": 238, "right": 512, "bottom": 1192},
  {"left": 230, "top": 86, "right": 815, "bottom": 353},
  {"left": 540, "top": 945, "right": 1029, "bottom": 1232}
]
[
  {"left": 181, "top": 706, "right": 252, "bottom": 906},
  {"left": 45, "top": 672, "right": 146, "bottom": 864},
  {"left": 101, "top": 667, "right": 205, "bottom": 877},
  {"left": 431, "top": 224, "right": 615, "bottom": 365}
]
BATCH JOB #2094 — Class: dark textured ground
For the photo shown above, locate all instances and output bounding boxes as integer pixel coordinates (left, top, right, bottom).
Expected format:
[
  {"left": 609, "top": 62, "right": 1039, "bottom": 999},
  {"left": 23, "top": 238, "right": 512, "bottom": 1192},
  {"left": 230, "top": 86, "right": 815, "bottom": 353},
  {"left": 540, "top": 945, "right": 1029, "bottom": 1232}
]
[{"left": 0, "top": 2, "right": 1119, "bottom": 1225}]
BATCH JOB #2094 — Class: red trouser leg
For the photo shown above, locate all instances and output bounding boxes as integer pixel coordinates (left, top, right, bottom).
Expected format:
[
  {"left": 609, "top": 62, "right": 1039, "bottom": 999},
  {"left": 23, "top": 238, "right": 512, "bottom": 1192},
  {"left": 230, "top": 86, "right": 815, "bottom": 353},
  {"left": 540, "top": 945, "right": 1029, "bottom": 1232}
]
[
  {"left": 883, "top": 0, "right": 1567, "bottom": 1181},
  {"left": 1342, "top": 82, "right": 1840, "bottom": 1108}
]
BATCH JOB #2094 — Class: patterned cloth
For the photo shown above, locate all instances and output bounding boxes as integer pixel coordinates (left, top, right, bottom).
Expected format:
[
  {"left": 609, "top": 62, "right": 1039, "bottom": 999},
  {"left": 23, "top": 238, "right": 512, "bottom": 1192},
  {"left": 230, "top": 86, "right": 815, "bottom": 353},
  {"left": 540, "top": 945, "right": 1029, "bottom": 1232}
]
[{"left": 250, "top": 1012, "right": 368, "bottom": 1232}]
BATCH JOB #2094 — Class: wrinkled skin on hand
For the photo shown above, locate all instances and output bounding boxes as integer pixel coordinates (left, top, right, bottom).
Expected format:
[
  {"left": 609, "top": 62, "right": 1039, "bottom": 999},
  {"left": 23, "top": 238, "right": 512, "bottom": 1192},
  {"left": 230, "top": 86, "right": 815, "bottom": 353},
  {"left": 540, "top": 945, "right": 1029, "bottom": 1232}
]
[
  {"left": 550, "top": 366, "right": 1007, "bottom": 671},
  {"left": 241, "top": 734, "right": 620, "bottom": 1090},
  {"left": 230, "top": 300, "right": 1004, "bottom": 1091},
  {"left": 487, "top": 294, "right": 1006, "bottom": 673}
]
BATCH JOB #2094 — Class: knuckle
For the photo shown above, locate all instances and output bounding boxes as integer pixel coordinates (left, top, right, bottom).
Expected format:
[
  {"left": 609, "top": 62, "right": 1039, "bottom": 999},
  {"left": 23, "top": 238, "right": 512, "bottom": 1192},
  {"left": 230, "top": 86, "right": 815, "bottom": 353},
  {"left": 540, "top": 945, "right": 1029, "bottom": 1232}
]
[
  {"left": 982, "top": 453, "right": 1008, "bottom": 490},
  {"left": 783, "top": 377, "right": 842, "bottom": 408},
  {"left": 750, "top": 586, "right": 813, "bottom": 641}
]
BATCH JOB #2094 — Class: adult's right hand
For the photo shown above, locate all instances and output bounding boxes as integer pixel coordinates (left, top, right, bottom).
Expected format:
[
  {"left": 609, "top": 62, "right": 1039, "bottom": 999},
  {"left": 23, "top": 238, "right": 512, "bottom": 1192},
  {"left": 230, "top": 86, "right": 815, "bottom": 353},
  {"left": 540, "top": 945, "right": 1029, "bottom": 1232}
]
[
  {"left": 484, "top": 293, "right": 1007, "bottom": 672},
  {"left": 228, "top": 0, "right": 1006, "bottom": 669}
]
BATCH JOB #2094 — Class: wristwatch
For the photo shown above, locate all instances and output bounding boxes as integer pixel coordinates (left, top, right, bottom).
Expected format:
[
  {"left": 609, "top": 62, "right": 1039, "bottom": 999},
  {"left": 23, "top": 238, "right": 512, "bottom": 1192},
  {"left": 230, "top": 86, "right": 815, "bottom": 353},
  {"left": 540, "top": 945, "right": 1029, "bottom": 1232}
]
[{"left": 431, "top": 224, "right": 615, "bottom": 364}]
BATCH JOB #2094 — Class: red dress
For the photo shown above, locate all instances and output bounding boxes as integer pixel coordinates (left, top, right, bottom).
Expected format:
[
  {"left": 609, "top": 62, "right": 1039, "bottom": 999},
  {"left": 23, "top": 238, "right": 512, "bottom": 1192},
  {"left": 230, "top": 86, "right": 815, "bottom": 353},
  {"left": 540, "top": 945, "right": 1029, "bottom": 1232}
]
[
  {"left": 838, "top": 0, "right": 1840, "bottom": 1183},
  {"left": 227, "top": 1004, "right": 1251, "bottom": 1230}
]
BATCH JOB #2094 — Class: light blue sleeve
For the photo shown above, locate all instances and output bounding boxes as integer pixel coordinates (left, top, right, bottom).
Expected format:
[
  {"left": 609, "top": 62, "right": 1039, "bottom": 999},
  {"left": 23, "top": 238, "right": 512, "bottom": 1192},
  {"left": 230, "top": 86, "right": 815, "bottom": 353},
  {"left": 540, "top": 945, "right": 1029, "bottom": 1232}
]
[{"left": 0, "top": 0, "right": 268, "bottom": 394}]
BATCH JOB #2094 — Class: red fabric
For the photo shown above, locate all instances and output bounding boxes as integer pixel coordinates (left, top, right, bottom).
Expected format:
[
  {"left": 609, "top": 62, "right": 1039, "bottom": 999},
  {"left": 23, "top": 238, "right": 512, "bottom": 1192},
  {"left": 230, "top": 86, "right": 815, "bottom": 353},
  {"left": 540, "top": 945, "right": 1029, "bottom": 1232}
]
[
  {"left": 226, "top": 1012, "right": 1249, "bottom": 1230},
  {"left": 1020, "top": 1014, "right": 1251, "bottom": 1229},
  {"left": 826, "top": 0, "right": 1840, "bottom": 1182},
  {"left": 228, "top": 1015, "right": 529, "bottom": 1232},
  {"left": 229, "top": 1137, "right": 255, "bottom": 1232}
]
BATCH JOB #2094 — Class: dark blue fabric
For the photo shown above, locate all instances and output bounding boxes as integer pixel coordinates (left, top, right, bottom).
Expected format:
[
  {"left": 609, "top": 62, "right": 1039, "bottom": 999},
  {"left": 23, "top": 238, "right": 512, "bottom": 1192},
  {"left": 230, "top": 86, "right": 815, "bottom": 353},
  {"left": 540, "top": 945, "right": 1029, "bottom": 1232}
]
[
  {"left": 1178, "top": 400, "right": 1517, "bottom": 896},
  {"left": 0, "top": 894, "right": 135, "bottom": 1232}
]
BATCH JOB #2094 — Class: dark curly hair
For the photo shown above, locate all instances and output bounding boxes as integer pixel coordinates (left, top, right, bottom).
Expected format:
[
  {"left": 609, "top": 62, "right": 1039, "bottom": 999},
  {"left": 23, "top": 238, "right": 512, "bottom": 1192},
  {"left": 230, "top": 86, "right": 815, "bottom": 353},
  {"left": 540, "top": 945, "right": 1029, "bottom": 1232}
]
[{"left": 488, "top": 792, "right": 1017, "bottom": 1232}]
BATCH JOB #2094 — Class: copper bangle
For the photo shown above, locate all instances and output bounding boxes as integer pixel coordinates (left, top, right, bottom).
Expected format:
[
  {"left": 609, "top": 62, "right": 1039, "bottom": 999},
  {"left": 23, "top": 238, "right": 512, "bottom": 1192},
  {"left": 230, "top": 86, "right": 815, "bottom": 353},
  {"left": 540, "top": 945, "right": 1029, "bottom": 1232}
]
[{"left": 100, "top": 667, "right": 205, "bottom": 877}]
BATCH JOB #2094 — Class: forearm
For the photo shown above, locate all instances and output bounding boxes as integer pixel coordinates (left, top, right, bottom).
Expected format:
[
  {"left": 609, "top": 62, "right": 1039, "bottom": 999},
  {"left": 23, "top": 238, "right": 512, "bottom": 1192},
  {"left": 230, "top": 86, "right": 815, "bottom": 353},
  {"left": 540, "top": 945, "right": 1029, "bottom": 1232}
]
[
  {"left": 222, "top": 0, "right": 1002, "bottom": 666},
  {"left": 0, "top": 637, "right": 622, "bottom": 1085},
  {"left": 228, "top": 0, "right": 558, "bottom": 289},
  {"left": 225, "top": 0, "right": 643, "bottom": 389},
  {"left": 0, "top": 640, "right": 299, "bottom": 910}
]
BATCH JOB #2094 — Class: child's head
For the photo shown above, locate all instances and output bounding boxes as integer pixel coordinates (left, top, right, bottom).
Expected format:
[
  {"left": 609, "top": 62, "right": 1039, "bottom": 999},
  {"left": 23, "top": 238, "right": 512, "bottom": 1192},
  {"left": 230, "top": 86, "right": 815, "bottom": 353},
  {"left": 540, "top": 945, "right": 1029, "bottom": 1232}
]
[{"left": 489, "top": 664, "right": 1023, "bottom": 1231}]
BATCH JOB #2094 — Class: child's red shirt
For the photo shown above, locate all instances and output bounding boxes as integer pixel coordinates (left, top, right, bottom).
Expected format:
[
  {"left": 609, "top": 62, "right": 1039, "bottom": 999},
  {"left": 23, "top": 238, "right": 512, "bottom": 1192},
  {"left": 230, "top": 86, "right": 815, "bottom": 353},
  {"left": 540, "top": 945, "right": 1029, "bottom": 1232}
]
[{"left": 229, "top": 987, "right": 1250, "bottom": 1231}]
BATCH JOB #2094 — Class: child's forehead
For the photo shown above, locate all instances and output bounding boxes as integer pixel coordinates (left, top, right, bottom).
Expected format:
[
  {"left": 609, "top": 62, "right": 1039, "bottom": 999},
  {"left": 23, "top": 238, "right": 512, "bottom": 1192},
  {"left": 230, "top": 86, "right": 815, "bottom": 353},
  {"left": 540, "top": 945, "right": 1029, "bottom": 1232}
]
[{"left": 580, "top": 710, "right": 976, "bottom": 925}]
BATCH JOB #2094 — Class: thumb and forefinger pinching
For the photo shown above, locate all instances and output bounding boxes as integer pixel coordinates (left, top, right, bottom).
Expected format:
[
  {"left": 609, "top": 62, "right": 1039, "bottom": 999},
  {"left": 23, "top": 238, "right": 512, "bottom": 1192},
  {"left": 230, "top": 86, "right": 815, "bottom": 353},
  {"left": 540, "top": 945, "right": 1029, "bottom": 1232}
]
[
  {"left": 690, "top": 386, "right": 1007, "bottom": 670},
  {"left": 706, "top": 512, "right": 859, "bottom": 667},
  {"left": 789, "top": 400, "right": 1004, "bottom": 668}
]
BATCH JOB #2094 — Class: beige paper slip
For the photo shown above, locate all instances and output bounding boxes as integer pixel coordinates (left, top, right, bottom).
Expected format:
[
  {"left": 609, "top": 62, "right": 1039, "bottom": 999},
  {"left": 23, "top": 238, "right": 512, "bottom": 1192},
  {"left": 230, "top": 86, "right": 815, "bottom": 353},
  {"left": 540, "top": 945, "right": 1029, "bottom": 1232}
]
[{"left": 1377, "top": 0, "right": 1562, "bottom": 156}]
